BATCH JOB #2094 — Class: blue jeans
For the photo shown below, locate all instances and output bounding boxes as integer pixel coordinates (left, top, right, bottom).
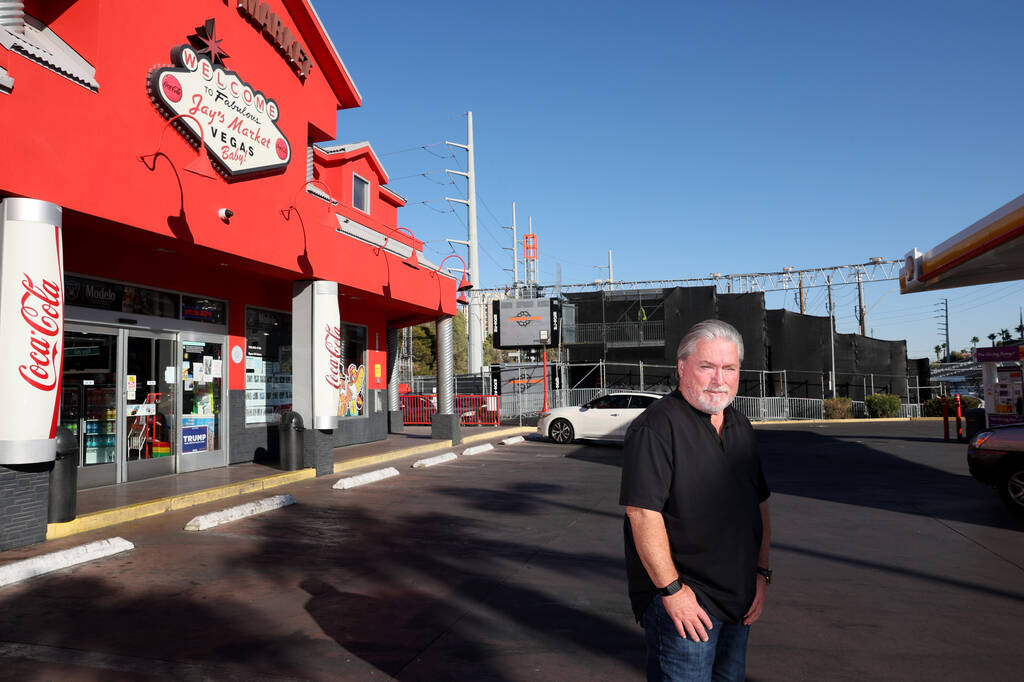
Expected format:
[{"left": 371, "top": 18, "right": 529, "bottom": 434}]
[{"left": 641, "top": 594, "right": 750, "bottom": 681}]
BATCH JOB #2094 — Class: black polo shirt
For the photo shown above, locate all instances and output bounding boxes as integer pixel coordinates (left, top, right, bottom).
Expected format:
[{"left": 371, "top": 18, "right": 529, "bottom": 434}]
[{"left": 619, "top": 390, "right": 770, "bottom": 623}]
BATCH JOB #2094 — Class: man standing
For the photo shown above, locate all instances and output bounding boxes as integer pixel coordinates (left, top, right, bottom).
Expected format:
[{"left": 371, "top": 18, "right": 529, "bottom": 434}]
[{"left": 620, "top": 319, "right": 771, "bottom": 681}]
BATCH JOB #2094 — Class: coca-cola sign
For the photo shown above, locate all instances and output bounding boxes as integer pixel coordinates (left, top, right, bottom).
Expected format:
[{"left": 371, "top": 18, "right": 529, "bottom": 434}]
[
  {"left": 311, "top": 281, "right": 340, "bottom": 430},
  {"left": 146, "top": 19, "right": 291, "bottom": 179},
  {"left": 0, "top": 198, "right": 64, "bottom": 464}
]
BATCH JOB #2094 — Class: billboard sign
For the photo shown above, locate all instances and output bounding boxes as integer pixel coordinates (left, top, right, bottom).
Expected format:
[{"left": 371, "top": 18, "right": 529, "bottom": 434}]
[
  {"left": 492, "top": 298, "right": 561, "bottom": 349},
  {"left": 0, "top": 198, "right": 64, "bottom": 464}
]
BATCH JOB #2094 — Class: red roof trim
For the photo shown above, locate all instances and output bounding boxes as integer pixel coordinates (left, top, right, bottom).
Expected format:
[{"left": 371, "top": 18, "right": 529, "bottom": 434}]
[{"left": 283, "top": 0, "right": 360, "bottom": 109}]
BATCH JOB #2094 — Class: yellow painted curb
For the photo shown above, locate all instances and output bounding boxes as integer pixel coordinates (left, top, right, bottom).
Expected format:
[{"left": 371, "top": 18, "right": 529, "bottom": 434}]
[
  {"left": 46, "top": 468, "right": 315, "bottom": 540},
  {"left": 333, "top": 440, "right": 452, "bottom": 473},
  {"left": 462, "top": 426, "right": 533, "bottom": 444},
  {"left": 46, "top": 426, "right": 538, "bottom": 541},
  {"left": 331, "top": 426, "right": 535, "bottom": 474}
]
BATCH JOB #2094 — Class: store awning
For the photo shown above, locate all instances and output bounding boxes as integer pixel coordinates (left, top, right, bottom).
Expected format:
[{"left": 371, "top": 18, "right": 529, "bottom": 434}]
[{"left": 901, "top": 191, "right": 1024, "bottom": 293}]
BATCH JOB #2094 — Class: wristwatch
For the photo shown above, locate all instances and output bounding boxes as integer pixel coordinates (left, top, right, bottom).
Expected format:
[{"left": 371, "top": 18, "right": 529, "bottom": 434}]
[
  {"left": 756, "top": 567, "right": 772, "bottom": 584},
  {"left": 659, "top": 578, "right": 683, "bottom": 596}
]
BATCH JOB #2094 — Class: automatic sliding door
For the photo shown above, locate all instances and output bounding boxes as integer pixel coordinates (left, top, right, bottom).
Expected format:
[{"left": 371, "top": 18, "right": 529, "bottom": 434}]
[{"left": 124, "top": 332, "right": 177, "bottom": 482}]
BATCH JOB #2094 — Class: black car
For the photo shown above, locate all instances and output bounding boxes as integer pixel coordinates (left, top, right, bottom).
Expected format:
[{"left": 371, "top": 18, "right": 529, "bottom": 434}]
[{"left": 967, "top": 424, "right": 1024, "bottom": 515}]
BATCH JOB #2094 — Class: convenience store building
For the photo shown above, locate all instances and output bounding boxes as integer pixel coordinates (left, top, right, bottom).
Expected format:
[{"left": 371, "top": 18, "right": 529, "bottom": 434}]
[{"left": 0, "top": 1, "right": 459, "bottom": 549}]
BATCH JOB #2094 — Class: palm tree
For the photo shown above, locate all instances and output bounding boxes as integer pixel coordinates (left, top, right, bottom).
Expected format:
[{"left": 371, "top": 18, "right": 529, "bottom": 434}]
[
  {"left": 971, "top": 336, "right": 980, "bottom": 350},
  {"left": 1001, "top": 328, "right": 1012, "bottom": 343},
  {"left": 1016, "top": 324, "right": 1024, "bottom": 339},
  {"left": 934, "top": 345, "right": 942, "bottom": 362},
  {"left": 988, "top": 332, "right": 998, "bottom": 345}
]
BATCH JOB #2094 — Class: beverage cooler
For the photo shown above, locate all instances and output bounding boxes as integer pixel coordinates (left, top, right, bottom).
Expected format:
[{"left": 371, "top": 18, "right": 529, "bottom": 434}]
[{"left": 59, "top": 383, "right": 117, "bottom": 465}]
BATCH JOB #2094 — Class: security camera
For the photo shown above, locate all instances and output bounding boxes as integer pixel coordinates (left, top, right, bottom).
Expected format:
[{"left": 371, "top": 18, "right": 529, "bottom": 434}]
[{"left": 218, "top": 208, "right": 233, "bottom": 221}]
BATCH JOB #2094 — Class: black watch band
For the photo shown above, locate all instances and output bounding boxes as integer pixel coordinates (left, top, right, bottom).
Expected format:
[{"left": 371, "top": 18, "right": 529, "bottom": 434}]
[
  {"left": 756, "top": 567, "right": 772, "bottom": 584},
  {"left": 659, "top": 578, "right": 682, "bottom": 596}
]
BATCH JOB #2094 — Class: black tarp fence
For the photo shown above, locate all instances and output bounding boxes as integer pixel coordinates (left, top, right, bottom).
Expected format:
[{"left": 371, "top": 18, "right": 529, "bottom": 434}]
[{"left": 559, "top": 288, "right": 923, "bottom": 402}]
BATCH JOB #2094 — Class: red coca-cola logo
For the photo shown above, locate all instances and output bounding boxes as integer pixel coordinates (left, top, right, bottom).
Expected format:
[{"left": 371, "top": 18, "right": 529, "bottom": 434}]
[
  {"left": 162, "top": 74, "right": 183, "bottom": 103},
  {"left": 18, "top": 274, "right": 62, "bottom": 391},
  {"left": 275, "top": 138, "right": 288, "bottom": 160},
  {"left": 324, "top": 324, "right": 342, "bottom": 389}
]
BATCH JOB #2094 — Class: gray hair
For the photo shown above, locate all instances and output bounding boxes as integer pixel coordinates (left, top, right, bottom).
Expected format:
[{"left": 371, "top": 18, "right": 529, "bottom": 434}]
[{"left": 676, "top": 319, "right": 745, "bottom": 363}]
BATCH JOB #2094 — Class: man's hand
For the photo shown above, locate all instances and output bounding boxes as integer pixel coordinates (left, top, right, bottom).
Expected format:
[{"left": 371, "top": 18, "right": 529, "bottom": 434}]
[
  {"left": 663, "top": 585, "right": 714, "bottom": 641},
  {"left": 742, "top": 576, "right": 768, "bottom": 625}
]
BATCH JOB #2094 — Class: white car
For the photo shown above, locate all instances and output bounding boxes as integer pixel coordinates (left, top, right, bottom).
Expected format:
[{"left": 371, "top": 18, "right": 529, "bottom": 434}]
[{"left": 537, "top": 392, "right": 663, "bottom": 444}]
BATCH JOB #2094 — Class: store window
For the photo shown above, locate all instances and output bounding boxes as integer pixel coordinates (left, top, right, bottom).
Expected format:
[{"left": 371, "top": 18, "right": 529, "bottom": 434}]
[
  {"left": 245, "top": 307, "right": 293, "bottom": 425},
  {"left": 352, "top": 174, "right": 369, "bottom": 213},
  {"left": 339, "top": 323, "right": 367, "bottom": 418},
  {"left": 182, "top": 295, "right": 226, "bottom": 325}
]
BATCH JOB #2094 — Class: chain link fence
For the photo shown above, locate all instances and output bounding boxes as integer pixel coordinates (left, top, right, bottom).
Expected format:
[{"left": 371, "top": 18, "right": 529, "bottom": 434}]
[{"left": 409, "top": 361, "right": 924, "bottom": 423}]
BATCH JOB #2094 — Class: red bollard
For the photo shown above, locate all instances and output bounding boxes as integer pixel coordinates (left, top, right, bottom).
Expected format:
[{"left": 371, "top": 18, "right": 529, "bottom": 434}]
[
  {"left": 942, "top": 395, "right": 950, "bottom": 442},
  {"left": 955, "top": 394, "right": 964, "bottom": 441}
]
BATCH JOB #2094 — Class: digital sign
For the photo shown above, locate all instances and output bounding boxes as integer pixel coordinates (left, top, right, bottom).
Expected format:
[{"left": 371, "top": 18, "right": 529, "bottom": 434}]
[{"left": 492, "top": 298, "right": 560, "bottom": 349}]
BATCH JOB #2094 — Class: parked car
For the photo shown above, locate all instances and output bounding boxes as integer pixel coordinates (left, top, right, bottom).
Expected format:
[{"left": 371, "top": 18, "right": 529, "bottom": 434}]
[
  {"left": 537, "top": 392, "right": 663, "bottom": 444},
  {"left": 967, "top": 424, "right": 1024, "bottom": 515}
]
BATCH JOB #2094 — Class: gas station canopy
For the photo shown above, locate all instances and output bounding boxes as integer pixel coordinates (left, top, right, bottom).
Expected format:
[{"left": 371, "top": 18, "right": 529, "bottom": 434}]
[{"left": 901, "top": 191, "right": 1024, "bottom": 293}]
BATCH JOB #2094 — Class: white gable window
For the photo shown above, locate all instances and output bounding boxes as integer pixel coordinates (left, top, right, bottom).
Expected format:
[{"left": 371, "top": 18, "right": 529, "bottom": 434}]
[{"left": 353, "top": 174, "right": 369, "bottom": 213}]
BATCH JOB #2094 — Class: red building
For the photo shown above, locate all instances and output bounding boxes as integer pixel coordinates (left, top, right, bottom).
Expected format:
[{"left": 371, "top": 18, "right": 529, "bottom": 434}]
[{"left": 0, "top": 0, "right": 459, "bottom": 549}]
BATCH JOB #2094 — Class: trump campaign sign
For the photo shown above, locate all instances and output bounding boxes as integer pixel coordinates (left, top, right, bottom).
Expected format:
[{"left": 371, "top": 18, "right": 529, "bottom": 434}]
[{"left": 0, "top": 198, "right": 64, "bottom": 464}]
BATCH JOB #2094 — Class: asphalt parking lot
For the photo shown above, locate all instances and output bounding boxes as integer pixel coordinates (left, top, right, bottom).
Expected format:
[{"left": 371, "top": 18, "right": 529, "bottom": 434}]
[{"left": 0, "top": 420, "right": 1021, "bottom": 681}]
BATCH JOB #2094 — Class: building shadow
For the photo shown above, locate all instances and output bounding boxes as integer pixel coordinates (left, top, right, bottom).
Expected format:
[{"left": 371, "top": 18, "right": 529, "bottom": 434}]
[
  {"left": 222, "top": 492, "right": 644, "bottom": 680},
  {"left": 757, "top": 426, "right": 1022, "bottom": 529},
  {"left": 0, "top": 575, "right": 319, "bottom": 679}
]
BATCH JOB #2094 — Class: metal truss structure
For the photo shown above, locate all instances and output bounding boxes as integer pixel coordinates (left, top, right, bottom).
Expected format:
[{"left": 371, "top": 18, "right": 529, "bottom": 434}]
[{"left": 474, "top": 258, "right": 901, "bottom": 295}]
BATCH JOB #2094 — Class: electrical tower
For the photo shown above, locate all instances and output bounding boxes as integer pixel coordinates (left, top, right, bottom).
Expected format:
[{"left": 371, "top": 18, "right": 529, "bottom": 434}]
[
  {"left": 444, "top": 111, "right": 483, "bottom": 375},
  {"left": 523, "top": 221, "right": 539, "bottom": 298}
]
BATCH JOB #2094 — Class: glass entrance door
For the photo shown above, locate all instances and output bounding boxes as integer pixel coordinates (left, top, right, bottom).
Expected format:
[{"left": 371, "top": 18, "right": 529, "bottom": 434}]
[
  {"left": 179, "top": 333, "right": 227, "bottom": 472},
  {"left": 123, "top": 331, "right": 178, "bottom": 482},
  {"left": 61, "top": 326, "right": 119, "bottom": 489}
]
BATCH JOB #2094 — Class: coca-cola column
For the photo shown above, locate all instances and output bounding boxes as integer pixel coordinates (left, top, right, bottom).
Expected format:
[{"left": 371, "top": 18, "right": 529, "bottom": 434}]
[
  {"left": 292, "top": 280, "right": 340, "bottom": 431},
  {"left": 0, "top": 198, "right": 64, "bottom": 464}
]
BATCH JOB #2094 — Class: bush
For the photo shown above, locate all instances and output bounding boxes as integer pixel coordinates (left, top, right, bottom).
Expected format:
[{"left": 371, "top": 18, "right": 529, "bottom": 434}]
[
  {"left": 824, "top": 397, "right": 852, "bottom": 419},
  {"left": 922, "top": 395, "right": 981, "bottom": 417},
  {"left": 864, "top": 393, "right": 901, "bottom": 418}
]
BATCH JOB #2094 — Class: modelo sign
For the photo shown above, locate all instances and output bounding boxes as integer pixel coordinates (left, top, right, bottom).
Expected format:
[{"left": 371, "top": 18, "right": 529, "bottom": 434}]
[
  {"left": 147, "top": 19, "right": 290, "bottom": 179},
  {"left": 0, "top": 198, "right": 64, "bottom": 464}
]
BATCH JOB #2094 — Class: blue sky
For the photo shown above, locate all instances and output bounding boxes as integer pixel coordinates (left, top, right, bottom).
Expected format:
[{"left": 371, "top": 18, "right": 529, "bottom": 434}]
[{"left": 315, "top": 1, "right": 1024, "bottom": 360}]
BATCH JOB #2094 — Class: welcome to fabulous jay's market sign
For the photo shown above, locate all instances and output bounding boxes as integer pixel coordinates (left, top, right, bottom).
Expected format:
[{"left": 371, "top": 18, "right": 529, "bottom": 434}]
[{"left": 146, "top": 19, "right": 291, "bottom": 179}]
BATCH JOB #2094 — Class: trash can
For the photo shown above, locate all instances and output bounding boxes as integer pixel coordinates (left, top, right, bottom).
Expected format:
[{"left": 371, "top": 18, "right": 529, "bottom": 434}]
[
  {"left": 279, "top": 411, "right": 304, "bottom": 471},
  {"left": 964, "top": 408, "right": 987, "bottom": 443},
  {"left": 48, "top": 425, "right": 79, "bottom": 523}
]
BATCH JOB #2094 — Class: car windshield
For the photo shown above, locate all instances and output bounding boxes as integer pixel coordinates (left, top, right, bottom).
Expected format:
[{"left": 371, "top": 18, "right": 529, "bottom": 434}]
[{"left": 586, "top": 394, "right": 632, "bottom": 409}]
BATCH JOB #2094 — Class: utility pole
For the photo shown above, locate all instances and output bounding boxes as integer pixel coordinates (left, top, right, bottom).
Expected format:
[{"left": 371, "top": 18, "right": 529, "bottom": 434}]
[
  {"left": 444, "top": 111, "right": 482, "bottom": 375},
  {"left": 934, "top": 298, "right": 950, "bottom": 362},
  {"left": 502, "top": 201, "right": 519, "bottom": 297},
  {"left": 608, "top": 250, "right": 614, "bottom": 290},
  {"left": 799, "top": 277, "right": 805, "bottom": 314},
  {"left": 828, "top": 275, "right": 836, "bottom": 398},
  {"left": 856, "top": 268, "right": 866, "bottom": 336}
]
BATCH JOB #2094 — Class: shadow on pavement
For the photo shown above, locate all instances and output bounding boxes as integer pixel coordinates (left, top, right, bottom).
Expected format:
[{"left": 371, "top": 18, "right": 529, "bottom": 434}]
[
  {"left": 758, "top": 426, "right": 1021, "bottom": 529},
  {"left": 225, "top": 494, "right": 640, "bottom": 680},
  {"left": 0, "top": 575, "right": 319, "bottom": 680}
]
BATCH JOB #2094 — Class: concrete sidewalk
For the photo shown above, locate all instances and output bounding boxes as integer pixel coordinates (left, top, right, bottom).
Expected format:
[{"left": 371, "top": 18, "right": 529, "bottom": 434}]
[{"left": 46, "top": 425, "right": 533, "bottom": 542}]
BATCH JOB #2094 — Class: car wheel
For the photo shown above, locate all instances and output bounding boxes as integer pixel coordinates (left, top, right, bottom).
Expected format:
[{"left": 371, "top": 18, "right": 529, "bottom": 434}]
[
  {"left": 997, "top": 460, "right": 1024, "bottom": 516},
  {"left": 549, "top": 418, "right": 574, "bottom": 444}
]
